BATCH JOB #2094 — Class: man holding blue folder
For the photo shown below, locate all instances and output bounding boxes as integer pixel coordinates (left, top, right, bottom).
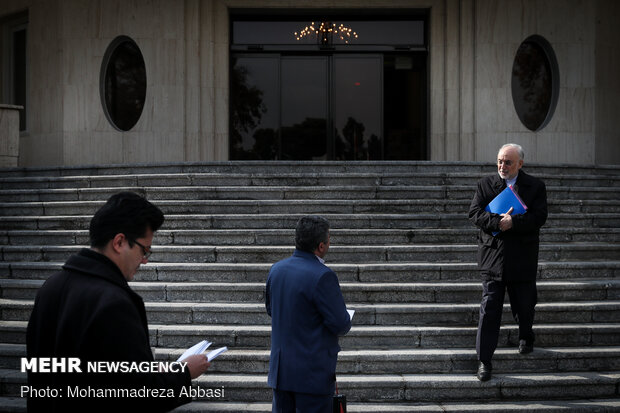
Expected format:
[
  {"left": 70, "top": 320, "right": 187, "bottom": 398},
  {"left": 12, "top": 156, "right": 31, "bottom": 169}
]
[{"left": 468, "top": 144, "right": 548, "bottom": 381}]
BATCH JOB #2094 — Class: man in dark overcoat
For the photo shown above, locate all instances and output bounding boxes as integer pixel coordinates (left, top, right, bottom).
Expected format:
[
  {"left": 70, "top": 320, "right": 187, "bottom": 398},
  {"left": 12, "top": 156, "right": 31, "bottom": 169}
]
[
  {"left": 26, "top": 192, "right": 210, "bottom": 412},
  {"left": 468, "top": 143, "right": 548, "bottom": 381}
]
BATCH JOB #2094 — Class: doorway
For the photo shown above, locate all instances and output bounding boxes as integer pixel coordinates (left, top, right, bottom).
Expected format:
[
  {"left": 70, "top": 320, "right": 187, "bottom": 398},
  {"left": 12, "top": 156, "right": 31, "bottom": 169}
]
[{"left": 229, "top": 14, "right": 427, "bottom": 160}]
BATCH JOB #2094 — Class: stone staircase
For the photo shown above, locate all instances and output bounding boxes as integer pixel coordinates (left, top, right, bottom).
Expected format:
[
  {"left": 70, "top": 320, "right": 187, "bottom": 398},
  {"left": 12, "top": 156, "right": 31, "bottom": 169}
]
[{"left": 0, "top": 161, "right": 619, "bottom": 412}]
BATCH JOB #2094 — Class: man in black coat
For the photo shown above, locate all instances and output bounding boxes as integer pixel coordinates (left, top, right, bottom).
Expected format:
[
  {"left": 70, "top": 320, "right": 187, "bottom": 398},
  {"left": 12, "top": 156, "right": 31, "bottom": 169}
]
[
  {"left": 26, "top": 192, "right": 210, "bottom": 412},
  {"left": 468, "top": 144, "right": 548, "bottom": 381}
]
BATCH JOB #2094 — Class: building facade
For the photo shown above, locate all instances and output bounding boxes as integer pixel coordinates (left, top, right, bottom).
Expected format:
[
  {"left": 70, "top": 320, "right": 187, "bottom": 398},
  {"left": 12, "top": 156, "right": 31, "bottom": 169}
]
[{"left": 1, "top": 0, "right": 619, "bottom": 167}]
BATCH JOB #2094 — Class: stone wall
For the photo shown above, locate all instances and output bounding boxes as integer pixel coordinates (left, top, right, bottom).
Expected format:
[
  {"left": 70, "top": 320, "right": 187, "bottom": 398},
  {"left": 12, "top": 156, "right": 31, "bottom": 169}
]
[
  {"left": 595, "top": 0, "right": 620, "bottom": 165},
  {"left": 0, "top": 0, "right": 618, "bottom": 166},
  {"left": 0, "top": 104, "right": 21, "bottom": 167}
]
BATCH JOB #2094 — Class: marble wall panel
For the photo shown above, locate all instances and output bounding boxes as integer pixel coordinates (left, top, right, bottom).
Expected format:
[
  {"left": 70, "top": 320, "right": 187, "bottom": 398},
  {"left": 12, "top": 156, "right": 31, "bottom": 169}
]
[
  {"left": 63, "top": 131, "right": 124, "bottom": 166},
  {"left": 121, "top": 130, "right": 185, "bottom": 164},
  {"left": 475, "top": 44, "right": 515, "bottom": 90},
  {"left": 594, "top": 0, "right": 620, "bottom": 164},
  {"left": 505, "top": 132, "right": 538, "bottom": 163},
  {"left": 475, "top": 132, "right": 508, "bottom": 162},
  {"left": 19, "top": 132, "right": 63, "bottom": 166},
  {"left": 537, "top": 0, "right": 595, "bottom": 44},
  {"left": 444, "top": 133, "right": 460, "bottom": 161},
  {"left": 0, "top": 107, "right": 20, "bottom": 167},
  {"left": 555, "top": 43, "right": 596, "bottom": 89},
  {"left": 535, "top": 132, "right": 595, "bottom": 164}
]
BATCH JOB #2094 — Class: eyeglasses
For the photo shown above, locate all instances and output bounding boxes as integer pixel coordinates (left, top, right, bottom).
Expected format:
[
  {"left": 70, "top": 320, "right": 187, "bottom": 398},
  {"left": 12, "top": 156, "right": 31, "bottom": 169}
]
[{"left": 131, "top": 239, "right": 152, "bottom": 259}]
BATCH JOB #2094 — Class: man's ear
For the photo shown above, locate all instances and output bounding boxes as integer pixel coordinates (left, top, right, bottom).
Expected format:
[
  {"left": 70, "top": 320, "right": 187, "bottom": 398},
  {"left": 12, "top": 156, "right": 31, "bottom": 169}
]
[{"left": 110, "top": 233, "right": 126, "bottom": 254}]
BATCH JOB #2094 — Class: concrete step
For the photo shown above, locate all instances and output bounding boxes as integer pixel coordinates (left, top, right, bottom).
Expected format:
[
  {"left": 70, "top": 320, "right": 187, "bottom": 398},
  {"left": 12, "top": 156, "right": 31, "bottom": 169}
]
[
  {"left": 192, "top": 372, "right": 620, "bottom": 403},
  {"left": 3, "top": 198, "right": 620, "bottom": 217},
  {"left": 3, "top": 343, "right": 620, "bottom": 375},
  {"left": 2, "top": 397, "right": 620, "bottom": 413},
  {"left": 1, "top": 184, "right": 619, "bottom": 204},
  {"left": 2, "top": 320, "right": 619, "bottom": 349},
  {"left": 157, "top": 347, "right": 620, "bottom": 376},
  {"left": 147, "top": 301, "right": 620, "bottom": 327},
  {"left": 2, "top": 242, "right": 618, "bottom": 263},
  {"left": 2, "top": 228, "right": 620, "bottom": 247},
  {"left": 0, "top": 170, "right": 618, "bottom": 190},
  {"left": 1, "top": 160, "right": 618, "bottom": 178},
  {"left": 5, "top": 369, "right": 615, "bottom": 403},
  {"left": 3, "top": 299, "right": 620, "bottom": 326},
  {"left": 3, "top": 279, "right": 619, "bottom": 304},
  {"left": 2, "top": 212, "right": 619, "bottom": 231},
  {"left": 3, "top": 260, "right": 619, "bottom": 283},
  {"left": 174, "top": 399, "right": 620, "bottom": 413}
]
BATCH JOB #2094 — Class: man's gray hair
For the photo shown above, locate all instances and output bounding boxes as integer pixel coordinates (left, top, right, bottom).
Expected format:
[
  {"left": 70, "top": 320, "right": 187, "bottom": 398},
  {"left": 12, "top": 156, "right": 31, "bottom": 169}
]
[
  {"left": 295, "top": 215, "right": 330, "bottom": 253},
  {"left": 499, "top": 143, "right": 524, "bottom": 160}
]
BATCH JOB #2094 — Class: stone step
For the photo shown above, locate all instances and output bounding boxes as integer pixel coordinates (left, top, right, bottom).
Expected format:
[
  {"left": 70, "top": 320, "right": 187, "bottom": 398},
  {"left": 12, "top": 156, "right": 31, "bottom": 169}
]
[
  {"left": 2, "top": 242, "right": 618, "bottom": 263},
  {"left": 3, "top": 279, "right": 619, "bottom": 304},
  {"left": 3, "top": 299, "right": 620, "bottom": 327},
  {"left": 2, "top": 397, "right": 620, "bottom": 413},
  {"left": 2, "top": 228, "right": 620, "bottom": 247},
  {"left": 4, "top": 369, "right": 616, "bottom": 403},
  {"left": 1, "top": 184, "right": 619, "bottom": 204},
  {"left": 2, "top": 320, "right": 618, "bottom": 349},
  {"left": 169, "top": 399, "right": 620, "bottom": 413},
  {"left": 2, "top": 260, "right": 619, "bottom": 283},
  {"left": 0, "top": 170, "right": 618, "bottom": 190},
  {"left": 156, "top": 347, "right": 620, "bottom": 376},
  {"left": 3, "top": 343, "right": 620, "bottom": 375},
  {"left": 3, "top": 397, "right": 620, "bottom": 413},
  {"left": 195, "top": 372, "right": 620, "bottom": 403},
  {"left": 3, "top": 198, "right": 620, "bottom": 217},
  {"left": 148, "top": 301, "right": 620, "bottom": 327},
  {"left": 1, "top": 160, "right": 618, "bottom": 178},
  {"left": 165, "top": 347, "right": 620, "bottom": 375},
  {"left": 1, "top": 198, "right": 619, "bottom": 217},
  {"left": 2, "top": 212, "right": 619, "bottom": 231}
]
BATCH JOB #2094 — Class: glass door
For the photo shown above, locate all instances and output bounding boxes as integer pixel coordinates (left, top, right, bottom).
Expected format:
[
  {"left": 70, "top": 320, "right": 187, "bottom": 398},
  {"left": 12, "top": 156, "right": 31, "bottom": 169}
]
[
  {"left": 280, "top": 56, "right": 328, "bottom": 160},
  {"left": 230, "top": 15, "right": 428, "bottom": 160},
  {"left": 333, "top": 55, "right": 382, "bottom": 160}
]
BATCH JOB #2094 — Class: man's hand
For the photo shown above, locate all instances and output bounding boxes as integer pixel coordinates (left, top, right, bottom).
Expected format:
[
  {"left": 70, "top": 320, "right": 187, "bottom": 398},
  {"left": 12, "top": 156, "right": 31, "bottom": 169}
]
[
  {"left": 183, "top": 354, "right": 211, "bottom": 379},
  {"left": 499, "top": 207, "right": 514, "bottom": 231}
]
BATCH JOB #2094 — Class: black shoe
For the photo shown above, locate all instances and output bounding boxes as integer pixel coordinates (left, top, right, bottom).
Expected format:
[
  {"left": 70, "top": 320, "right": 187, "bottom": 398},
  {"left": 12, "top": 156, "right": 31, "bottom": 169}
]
[
  {"left": 477, "top": 361, "right": 492, "bottom": 381},
  {"left": 519, "top": 339, "right": 533, "bottom": 354}
]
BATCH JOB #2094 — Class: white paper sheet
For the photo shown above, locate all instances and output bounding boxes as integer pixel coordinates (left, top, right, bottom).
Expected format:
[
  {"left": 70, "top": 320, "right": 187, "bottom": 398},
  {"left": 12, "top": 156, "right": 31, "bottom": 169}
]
[
  {"left": 176, "top": 340, "right": 212, "bottom": 362},
  {"left": 206, "top": 346, "right": 228, "bottom": 362}
]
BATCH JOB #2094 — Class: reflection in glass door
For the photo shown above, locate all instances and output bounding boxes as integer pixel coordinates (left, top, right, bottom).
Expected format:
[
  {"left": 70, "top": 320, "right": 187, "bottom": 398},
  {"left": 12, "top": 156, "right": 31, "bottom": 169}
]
[
  {"left": 230, "top": 53, "right": 426, "bottom": 160},
  {"left": 230, "top": 56, "right": 279, "bottom": 160},
  {"left": 230, "top": 16, "right": 428, "bottom": 160},
  {"left": 333, "top": 55, "right": 382, "bottom": 160},
  {"left": 280, "top": 57, "right": 328, "bottom": 160}
]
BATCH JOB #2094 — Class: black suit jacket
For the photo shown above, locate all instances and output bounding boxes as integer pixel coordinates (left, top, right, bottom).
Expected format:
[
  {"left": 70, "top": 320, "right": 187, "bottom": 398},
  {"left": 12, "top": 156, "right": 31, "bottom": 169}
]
[
  {"left": 26, "top": 249, "right": 191, "bottom": 412},
  {"left": 468, "top": 171, "right": 548, "bottom": 282}
]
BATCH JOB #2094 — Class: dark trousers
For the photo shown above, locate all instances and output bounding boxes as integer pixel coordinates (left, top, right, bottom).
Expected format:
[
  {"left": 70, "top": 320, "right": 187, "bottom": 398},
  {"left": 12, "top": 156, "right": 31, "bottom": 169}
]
[
  {"left": 476, "top": 279, "right": 537, "bottom": 362},
  {"left": 272, "top": 389, "right": 332, "bottom": 413}
]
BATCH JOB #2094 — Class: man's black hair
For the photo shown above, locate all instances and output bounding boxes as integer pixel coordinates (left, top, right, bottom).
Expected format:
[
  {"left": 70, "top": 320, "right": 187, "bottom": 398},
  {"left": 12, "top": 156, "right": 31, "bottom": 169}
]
[
  {"left": 295, "top": 215, "right": 330, "bottom": 253},
  {"left": 89, "top": 192, "right": 164, "bottom": 248}
]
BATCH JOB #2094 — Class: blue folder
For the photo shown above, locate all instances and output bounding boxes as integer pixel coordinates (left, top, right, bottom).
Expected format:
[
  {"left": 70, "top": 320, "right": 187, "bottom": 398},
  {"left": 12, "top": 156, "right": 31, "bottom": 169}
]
[{"left": 485, "top": 185, "right": 528, "bottom": 235}]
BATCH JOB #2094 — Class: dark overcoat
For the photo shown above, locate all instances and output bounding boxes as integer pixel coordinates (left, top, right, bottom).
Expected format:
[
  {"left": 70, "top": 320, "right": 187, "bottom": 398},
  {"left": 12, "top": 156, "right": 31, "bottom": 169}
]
[
  {"left": 468, "top": 171, "right": 548, "bottom": 282},
  {"left": 266, "top": 249, "right": 351, "bottom": 396},
  {"left": 26, "top": 248, "right": 191, "bottom": 412}
]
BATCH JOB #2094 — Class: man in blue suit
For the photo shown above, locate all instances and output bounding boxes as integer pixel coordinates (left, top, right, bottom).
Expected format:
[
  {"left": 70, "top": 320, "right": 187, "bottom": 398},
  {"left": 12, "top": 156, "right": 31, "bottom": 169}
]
[{"left": 266, "top": 215, "right": 352, "bottom": 413}]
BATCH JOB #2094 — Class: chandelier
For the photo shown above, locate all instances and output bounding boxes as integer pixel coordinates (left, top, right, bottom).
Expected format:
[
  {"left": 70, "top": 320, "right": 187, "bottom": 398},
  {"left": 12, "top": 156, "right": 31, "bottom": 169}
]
[{"left": 294, "top": 21, "right": 358, "bottom": 45}]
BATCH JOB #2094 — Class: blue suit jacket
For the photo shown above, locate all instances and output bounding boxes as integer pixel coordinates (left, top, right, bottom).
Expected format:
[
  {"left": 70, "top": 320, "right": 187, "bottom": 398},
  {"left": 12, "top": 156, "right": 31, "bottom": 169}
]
[{"left": 266, "top": 249, "right": 351, "bottom": 395}]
